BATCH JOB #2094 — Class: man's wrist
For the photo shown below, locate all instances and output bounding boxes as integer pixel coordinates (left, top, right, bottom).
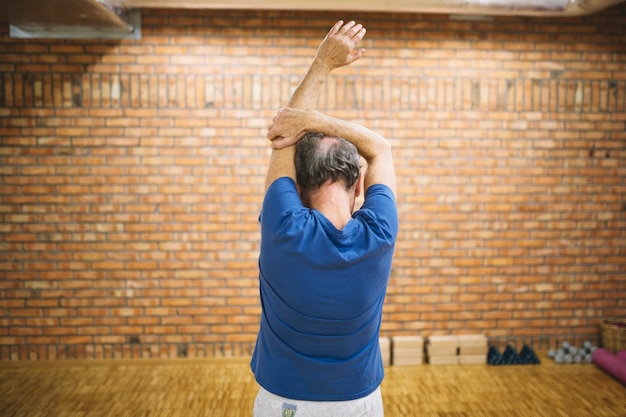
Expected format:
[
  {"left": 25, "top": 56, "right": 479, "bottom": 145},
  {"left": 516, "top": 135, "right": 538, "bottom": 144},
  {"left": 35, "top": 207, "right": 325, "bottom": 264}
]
[
  {"left": 310, "top": 57, "right": 333, "bottom": 77},
  {"left": 305, "top": 110, "right": 320, "bottom": 133}
]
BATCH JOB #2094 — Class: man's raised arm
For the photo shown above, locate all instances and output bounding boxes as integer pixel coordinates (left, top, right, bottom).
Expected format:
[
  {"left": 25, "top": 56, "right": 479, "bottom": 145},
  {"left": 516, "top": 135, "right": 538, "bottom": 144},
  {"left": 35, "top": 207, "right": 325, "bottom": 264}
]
[
  {"left": 267, "top": 108, "right": 396, "bottom": 197},
  {"left": 264, "top": 21, "right": 367, "bottom": 190}
]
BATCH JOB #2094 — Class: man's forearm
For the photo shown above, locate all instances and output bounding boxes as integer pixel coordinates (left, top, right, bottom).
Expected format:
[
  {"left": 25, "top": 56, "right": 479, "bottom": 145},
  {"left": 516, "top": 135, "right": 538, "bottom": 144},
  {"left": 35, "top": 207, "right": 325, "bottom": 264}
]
[
  {"left": 287, "top": 60, "right": 330, "bottom": 110},
  {"left": 305, "top": 110, "right": 390, "bottom": 162},
  {"left": 288, "top": 20, "right": 365, "bottom": 110},
  {"left": 263, "top": 55, "right": 331, "bottom": 190}
]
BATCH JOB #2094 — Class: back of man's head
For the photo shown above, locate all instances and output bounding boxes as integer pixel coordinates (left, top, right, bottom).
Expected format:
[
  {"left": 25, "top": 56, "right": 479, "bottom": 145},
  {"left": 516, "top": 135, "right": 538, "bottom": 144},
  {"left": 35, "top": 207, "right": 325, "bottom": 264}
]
[{"left": 295, "top": 132, "right": 361, "bottom": 193}]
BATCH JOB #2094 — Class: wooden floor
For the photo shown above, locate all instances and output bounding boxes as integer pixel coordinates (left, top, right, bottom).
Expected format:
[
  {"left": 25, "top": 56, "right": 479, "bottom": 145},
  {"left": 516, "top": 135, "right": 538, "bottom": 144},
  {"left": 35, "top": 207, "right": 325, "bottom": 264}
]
[{"left": 1, "top": 356, "right": 624, "bottom": 417}]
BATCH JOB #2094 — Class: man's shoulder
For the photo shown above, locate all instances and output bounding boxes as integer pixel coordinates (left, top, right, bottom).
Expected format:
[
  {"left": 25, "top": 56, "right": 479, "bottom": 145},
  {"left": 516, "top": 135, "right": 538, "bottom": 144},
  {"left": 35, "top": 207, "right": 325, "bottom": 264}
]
[
  {"left": 364, "top": 183, "right": 396, "bottom": 204},
  {"left": 358, "top": 184, "right": 398, "bottom": 231},
  {"left": 266, "top": 176, "right": 297, "bottom": 193},
  {"left": 261, "top": 177, "right": 303, "bottom": 224}
]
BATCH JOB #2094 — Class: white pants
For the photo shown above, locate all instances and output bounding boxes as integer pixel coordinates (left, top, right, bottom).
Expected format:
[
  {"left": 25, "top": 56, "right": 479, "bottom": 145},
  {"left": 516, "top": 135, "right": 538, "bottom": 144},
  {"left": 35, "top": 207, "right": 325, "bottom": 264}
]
[{"left": 253, "top": 386, "right": 384, "bottom": 417}]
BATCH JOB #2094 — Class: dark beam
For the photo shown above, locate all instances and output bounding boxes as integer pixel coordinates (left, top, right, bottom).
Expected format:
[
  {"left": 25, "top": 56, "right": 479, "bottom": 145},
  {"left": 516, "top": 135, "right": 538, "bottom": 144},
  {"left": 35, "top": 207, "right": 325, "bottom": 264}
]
[{"left": 0, "top": 0, "right": 133, "bottom": 32}]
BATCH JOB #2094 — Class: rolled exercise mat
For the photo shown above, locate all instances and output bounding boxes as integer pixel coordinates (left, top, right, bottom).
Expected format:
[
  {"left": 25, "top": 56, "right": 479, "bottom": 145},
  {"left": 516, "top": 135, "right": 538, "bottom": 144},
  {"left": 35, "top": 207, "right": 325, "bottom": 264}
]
[
  {"left": 617, "top": 350, "right": 626, "bottom": 362},
  {"left": 592, "top": 348, "right": 626, "bottom": 385}
]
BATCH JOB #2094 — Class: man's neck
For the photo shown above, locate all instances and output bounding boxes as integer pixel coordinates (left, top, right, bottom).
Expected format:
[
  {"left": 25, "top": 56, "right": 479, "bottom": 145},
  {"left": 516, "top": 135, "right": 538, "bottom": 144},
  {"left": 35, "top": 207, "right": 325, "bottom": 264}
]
[{"left": 307, "top": 183, "right": 354, "bottom": 230}]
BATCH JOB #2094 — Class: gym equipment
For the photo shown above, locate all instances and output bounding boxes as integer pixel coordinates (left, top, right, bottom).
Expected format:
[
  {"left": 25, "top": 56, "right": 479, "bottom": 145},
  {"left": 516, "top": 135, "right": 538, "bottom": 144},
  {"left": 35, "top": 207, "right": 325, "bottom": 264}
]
[
  {"left": 592, "top": 348, "right": 626, "bottom": 385},
  {"left": 549, "top": 340, "right": 597, "bottom": 364},
  {"left": 519, "top": 345, "right": 541, "bottom": 364},
  {"left": 487, "top": 345, "right": 539, "bottom": 365},
  {"left": 487, "top": 346, "right": 503, "bottom": 365}
]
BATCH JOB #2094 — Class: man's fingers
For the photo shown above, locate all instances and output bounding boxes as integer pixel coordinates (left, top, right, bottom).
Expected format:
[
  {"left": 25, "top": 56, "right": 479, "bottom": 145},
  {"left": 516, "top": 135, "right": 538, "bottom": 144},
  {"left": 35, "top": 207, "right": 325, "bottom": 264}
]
[
  {"left": 267, "top": 123, "right": 279, "bottom": 140},
  {"left": 324, "top": 20, "right": 343, "bottom": 40},
  {"left": 338, "top": 21, "right": 364, "bottom": 39},
  {"left": 270, "top": 137, "right": 289, "bottom": 150},
  {"left": 349, "top": 23, "right": 363, "bottom": 37},
  {"left": 355, "top": 27, "right": 366, "bottom": 41},
  {"left": 352, "top": 48, "right": 366, "bottom": 61},
  {"left": 339, "top": 20, "right": 356, "bottom": 34},
  {"left": 331, "top": 20, "right": 344, "bottom": 34}
]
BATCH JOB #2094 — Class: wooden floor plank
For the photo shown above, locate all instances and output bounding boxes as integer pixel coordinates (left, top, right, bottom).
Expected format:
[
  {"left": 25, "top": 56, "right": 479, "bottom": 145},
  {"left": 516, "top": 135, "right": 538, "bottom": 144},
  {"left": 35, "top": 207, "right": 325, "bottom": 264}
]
[{"left": 0, "top": 356, "right": 624, "bottom": 416}]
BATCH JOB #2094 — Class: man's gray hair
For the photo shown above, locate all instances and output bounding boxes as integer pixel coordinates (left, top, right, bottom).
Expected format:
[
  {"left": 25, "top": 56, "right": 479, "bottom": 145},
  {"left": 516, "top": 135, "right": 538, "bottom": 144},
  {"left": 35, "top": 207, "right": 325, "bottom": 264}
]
[{"left": 295, "top": 131, "right": 361, "bottom": 192}]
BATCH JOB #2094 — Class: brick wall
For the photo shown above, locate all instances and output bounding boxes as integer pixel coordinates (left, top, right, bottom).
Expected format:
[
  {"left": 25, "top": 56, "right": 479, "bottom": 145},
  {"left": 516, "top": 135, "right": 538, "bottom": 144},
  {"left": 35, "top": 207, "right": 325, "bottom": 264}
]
[{"left": 0, "top": 7, "right": 625, "bottom": 360}]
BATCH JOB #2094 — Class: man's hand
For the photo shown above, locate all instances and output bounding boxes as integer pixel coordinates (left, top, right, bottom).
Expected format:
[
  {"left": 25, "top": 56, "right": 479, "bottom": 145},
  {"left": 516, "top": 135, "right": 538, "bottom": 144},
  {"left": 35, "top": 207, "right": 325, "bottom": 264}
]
[
  {"left": 314, "top": 20, "right": 366, "bottom": 73},
  {"left": 267, "top": 107, "right": 311, "bottom": 149}
]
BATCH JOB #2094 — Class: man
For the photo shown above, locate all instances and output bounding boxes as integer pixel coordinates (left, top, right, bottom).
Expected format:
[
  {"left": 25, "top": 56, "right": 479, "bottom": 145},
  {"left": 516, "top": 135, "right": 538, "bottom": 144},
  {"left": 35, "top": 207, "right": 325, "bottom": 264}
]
[{"left": 251, "top": 20, "right": 398, "bottom": 417}]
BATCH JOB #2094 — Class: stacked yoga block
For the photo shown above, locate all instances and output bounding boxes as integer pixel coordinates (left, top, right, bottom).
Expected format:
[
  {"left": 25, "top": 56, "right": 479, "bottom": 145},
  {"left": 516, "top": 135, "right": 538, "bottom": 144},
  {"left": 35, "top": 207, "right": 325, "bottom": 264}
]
[
  {"left": 426, "top": 335, "right": 460, "bottom": 365},
  {"left": 458, "top": 335, "right": 489, "bottom": 364},
  {"left": 426, "top": 334, "right": 488, "bottom": 365},
  {"left": 379, "top": 337, "right": 391, "bottom": 366},
  {"left": 390, "top": 336, "right": 424, "bottom": 366},
  {"left": 383, "top": 334, "right": 488, "bottom": 366}
]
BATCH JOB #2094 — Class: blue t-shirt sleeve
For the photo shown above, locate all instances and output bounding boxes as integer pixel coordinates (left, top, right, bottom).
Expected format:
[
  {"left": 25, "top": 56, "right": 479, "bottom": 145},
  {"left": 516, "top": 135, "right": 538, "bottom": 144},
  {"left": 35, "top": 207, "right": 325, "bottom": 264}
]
[
  {"left": 259, "top": 177, "right": 303, "bottom": 228},
  {"left": 357, "top": 184, "right": 399, "bottom": 240}
]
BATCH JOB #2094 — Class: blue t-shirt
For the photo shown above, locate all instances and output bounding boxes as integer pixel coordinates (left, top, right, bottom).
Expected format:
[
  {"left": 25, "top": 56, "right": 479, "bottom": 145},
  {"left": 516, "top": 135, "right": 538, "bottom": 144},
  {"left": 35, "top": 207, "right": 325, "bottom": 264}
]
[{"left": 250, "top": 177, "right": 398, "bottom": 401}]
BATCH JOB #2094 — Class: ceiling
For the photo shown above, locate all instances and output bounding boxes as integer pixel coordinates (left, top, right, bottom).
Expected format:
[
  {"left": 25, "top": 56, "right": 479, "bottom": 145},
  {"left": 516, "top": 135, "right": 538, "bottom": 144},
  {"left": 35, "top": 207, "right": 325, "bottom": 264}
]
[
  {"left": 0, "top": 0, "right": 624, "bottom": 38},
  {"left": 123, "top": 0, "right": 626, "bottom": 16}
]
